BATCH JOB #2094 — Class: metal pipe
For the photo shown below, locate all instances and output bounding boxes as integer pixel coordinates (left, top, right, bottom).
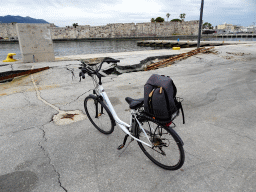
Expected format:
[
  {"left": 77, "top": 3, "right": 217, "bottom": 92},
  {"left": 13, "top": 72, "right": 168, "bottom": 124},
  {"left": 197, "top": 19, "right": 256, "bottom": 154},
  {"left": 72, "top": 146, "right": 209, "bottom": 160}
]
[{"left": 197, "top": 0, "right": 204, "bottom": 48}]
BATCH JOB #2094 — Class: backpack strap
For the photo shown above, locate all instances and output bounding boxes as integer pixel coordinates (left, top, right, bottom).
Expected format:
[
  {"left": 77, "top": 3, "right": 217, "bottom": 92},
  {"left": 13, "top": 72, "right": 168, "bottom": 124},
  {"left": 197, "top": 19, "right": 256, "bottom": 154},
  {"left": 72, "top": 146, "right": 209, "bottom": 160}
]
[
  {"left": 148, "top": 88, "right": 156, "bottom": 115},
  {"left": 172, "top": 81, "right": 177, "bottom": 98},
  {"left": 176, "top": 101, "right": 185, "bottom": 124}
]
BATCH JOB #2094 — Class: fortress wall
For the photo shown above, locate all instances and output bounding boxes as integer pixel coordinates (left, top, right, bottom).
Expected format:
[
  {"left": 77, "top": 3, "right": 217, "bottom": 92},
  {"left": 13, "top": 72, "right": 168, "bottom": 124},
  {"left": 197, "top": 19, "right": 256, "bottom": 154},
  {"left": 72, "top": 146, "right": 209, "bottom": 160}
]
[
  {"left": 0, "top": 21, "right": 199, "bottom": 40},
  {"left": 0, "top": 23, "right": 18, "bottom": 38}
]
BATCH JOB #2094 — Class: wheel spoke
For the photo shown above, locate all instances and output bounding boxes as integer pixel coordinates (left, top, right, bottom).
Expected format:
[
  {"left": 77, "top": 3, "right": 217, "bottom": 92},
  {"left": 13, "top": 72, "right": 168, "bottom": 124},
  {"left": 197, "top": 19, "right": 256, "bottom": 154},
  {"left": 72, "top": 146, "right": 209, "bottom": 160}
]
[{"left": 137, "top": 118, "right": 184, "bottom": 170}]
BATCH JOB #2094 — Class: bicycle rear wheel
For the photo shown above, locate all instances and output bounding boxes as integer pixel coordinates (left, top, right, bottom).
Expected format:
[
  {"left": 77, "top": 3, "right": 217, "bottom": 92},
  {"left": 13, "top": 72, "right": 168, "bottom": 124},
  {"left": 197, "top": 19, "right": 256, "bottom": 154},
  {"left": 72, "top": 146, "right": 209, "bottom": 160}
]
[
  {"left": 84, "top": 95, "right": 114, "bottom": 134},
  {"left": 136, "top": 118, "right": 185, "bottom": 170}
]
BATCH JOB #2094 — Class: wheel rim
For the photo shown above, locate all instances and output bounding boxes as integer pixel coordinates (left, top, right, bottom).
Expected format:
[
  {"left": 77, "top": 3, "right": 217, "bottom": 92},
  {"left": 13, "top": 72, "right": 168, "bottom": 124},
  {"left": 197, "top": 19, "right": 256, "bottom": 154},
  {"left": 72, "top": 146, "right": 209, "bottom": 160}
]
[
  {"left": 85, "top": 97, "right": 113, "bottom": 133},
  {"left": 138, "top": 121, "right": 183, "bottom": 169}
]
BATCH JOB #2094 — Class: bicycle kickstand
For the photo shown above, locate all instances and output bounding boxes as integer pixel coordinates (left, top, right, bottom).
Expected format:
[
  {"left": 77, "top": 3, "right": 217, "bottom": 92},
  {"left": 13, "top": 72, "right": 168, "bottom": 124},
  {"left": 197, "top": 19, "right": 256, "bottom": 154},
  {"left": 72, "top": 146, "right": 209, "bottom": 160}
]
[
  {"left": 117, "top": 134, "right": 134, "bottom": 157},
  {"left": 117, "top": 134, "right": 129, "bottom": 150}
]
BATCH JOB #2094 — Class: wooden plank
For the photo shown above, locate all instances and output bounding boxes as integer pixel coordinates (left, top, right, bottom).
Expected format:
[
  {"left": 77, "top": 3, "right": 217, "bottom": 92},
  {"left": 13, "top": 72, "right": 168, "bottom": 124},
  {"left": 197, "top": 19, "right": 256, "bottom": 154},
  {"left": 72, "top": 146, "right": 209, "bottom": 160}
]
[{"left": 145, "top": 47, "right": 214, "bottom": 71}]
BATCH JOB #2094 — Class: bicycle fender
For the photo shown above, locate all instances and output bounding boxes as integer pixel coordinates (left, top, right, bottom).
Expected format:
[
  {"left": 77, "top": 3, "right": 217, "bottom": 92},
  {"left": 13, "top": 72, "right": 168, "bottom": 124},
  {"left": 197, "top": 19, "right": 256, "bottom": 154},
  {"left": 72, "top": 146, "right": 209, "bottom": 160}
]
[
  {"left": 167, "top": 127, "right": 184, "bottom": 146},
  {"left": 89, "top": 94, "right": 101, "bottom": 101},
  {"left": 88, "top": 94, "right": 116, "bottom": 126}
]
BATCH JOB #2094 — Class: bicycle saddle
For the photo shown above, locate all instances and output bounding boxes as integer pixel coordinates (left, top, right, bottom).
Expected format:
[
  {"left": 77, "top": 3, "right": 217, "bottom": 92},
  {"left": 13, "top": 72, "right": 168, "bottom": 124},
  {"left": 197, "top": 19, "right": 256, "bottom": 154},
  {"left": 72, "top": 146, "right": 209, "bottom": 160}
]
[{"left": 125, "top": 97, "right": 144, "bottom": 109}]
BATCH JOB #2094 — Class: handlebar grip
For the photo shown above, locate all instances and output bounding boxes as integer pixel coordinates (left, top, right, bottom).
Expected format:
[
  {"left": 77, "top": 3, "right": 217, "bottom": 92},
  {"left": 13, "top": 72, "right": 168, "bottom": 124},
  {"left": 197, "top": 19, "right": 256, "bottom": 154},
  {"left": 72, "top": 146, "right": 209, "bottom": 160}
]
[
  {"left": 113, "top": 59, "right": 120, "bottom": 63},
  {"left": 79, "top": 71, "right": 85, "bottom": 79}
]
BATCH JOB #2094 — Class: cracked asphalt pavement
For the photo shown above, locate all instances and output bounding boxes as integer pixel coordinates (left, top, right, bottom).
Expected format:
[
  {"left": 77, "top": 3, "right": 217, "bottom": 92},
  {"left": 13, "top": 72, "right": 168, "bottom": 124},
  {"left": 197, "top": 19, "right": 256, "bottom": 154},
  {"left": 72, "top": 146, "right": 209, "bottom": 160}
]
[{"left": 1, "top": 43, "right": 256, "bottom": 192}]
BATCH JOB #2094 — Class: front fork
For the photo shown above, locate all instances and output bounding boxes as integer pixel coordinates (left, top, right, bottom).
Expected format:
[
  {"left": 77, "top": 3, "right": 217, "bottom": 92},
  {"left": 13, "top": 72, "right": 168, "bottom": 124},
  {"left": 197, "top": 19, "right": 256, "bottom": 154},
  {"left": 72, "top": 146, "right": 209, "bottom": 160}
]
[
  {"left": 93, "top": 90, "right": 104, "bottom": 118},
  {"left": 94, "top": 99, "right": 104, "bottom": 118}
]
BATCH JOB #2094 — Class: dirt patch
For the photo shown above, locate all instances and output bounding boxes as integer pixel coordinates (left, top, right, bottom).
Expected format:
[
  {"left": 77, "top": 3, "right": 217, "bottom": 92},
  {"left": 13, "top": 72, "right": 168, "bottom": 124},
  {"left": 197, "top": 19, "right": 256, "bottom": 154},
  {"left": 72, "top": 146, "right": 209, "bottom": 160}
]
[{"left": 53, "top": 110, "right": 86, "bottom": 125}]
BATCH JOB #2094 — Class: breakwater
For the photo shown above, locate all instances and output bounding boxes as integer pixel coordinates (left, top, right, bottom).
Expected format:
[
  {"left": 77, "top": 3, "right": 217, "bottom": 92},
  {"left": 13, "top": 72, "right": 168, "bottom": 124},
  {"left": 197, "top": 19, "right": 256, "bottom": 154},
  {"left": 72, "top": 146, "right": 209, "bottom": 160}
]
[{"left": 137, "top": 40, "right": 256, "bottom": 48}]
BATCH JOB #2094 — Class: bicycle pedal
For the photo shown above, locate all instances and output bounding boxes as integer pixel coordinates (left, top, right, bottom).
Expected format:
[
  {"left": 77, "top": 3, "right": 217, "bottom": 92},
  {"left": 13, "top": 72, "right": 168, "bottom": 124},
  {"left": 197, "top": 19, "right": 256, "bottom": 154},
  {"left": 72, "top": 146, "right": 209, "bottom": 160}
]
[{"left": 117, "top": 144, "right": 124, "bottom": 150}]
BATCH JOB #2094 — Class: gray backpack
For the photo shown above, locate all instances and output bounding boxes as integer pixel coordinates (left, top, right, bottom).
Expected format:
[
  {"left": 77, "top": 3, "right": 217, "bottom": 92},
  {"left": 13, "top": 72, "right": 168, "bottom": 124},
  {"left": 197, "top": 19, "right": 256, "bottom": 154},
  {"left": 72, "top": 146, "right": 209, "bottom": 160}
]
[{"left": 144, "top": 74, "right": 185, "bottom": 123}]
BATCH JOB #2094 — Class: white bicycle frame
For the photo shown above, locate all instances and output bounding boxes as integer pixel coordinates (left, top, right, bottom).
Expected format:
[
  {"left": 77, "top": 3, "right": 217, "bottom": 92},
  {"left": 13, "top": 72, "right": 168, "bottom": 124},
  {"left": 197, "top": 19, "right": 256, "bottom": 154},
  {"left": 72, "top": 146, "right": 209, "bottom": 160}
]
[{"left": 95, "top": 83, "right": 153, "bottom": 147}]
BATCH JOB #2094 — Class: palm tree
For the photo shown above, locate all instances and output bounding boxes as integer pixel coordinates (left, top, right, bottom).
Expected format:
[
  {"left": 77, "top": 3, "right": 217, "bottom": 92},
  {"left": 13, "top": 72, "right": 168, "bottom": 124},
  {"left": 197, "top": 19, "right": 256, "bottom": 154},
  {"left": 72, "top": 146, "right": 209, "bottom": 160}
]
[
  {"left": 179, "top": 13, "right": 186, "bottom": 21},
  {"left": 73, "top": 23, "right": 78, "bottom": 28},
  {"left": 151, "top": 18, "right": 155, "bottom": 23},
  {"left": 166, "top": 13, "right": 170, "bottom": 22}
]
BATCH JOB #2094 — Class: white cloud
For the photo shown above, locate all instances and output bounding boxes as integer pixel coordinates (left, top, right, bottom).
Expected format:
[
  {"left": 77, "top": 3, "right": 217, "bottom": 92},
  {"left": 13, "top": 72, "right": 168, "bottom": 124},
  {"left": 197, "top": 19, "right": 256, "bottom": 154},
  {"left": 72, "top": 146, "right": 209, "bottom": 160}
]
[
  {"left": 102, "top": 0, "right": 162, "bottom": 14},
  {"left": 0, "top": 0, "right": 255, "bottom": 26}
]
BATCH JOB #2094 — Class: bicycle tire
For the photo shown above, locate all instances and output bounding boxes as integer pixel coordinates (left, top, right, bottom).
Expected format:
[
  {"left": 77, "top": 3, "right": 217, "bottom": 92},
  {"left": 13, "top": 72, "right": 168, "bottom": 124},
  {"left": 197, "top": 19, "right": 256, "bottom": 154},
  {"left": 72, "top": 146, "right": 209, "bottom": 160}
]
[
  {"left": 84, "top": 95, "right": 115, "bottom": 134},
  {"left": 136, "top": 119, "right": 185, "bottom": 170}
]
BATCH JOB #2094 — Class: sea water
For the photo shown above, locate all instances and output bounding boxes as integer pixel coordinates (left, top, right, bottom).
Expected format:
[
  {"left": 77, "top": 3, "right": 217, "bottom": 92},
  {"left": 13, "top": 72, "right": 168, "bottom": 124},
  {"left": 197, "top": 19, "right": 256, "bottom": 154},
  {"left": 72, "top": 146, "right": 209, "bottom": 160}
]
[{"left": 1, "top": 38, "right": 255, "bottom": 61}]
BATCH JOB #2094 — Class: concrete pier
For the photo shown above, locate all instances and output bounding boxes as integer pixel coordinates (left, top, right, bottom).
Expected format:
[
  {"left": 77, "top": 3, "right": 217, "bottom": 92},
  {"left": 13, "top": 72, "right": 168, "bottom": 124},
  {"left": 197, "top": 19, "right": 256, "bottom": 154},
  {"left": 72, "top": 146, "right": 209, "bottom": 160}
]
[
  {"left": 1, "top": 42, "right": 256, "bottom": 192},
  {"left": 137, "top": 40, "right": 252, "bottom": 48}
]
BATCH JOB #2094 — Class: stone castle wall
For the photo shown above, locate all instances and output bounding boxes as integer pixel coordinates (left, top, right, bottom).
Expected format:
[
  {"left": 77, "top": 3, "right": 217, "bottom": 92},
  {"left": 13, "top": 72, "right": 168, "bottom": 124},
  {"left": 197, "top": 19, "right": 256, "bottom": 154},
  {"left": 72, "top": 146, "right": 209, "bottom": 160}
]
[
  {"left": 0, "top": 23, "right": 18, "bottom": 38},
  {"left": 0, "top": 21, "right": 199, "bottom": 40}
]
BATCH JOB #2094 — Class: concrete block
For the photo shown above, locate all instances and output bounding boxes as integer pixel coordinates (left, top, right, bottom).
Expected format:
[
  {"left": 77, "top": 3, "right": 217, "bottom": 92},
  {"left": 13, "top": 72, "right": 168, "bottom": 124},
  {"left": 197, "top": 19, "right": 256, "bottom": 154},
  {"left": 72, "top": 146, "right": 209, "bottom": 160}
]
[{"left": 16, "top": 24, "right": 55, "bottom": 63}]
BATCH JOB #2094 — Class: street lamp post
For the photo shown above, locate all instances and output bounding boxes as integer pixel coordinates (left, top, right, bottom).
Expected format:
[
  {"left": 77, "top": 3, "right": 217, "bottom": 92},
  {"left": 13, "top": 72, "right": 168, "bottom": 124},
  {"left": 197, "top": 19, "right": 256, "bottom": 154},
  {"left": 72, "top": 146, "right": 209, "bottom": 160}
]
[{"left": 197, "top": 0, "right": 204, "bottom": 48}]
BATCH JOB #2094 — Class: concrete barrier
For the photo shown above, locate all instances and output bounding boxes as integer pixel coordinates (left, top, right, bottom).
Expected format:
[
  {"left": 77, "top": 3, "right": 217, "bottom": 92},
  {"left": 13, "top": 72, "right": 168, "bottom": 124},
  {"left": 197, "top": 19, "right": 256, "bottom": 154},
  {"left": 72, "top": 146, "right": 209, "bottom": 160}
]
[{"left": 16, "top": 24, "right": 55, "bottom": 63}]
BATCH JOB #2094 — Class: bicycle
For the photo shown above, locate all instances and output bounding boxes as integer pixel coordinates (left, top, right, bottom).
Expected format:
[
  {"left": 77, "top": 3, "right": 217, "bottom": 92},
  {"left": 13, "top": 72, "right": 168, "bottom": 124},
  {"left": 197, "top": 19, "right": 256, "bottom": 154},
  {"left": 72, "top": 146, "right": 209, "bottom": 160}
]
[{"left": 79, "top": 57, "right": 185, "bottom": 170}]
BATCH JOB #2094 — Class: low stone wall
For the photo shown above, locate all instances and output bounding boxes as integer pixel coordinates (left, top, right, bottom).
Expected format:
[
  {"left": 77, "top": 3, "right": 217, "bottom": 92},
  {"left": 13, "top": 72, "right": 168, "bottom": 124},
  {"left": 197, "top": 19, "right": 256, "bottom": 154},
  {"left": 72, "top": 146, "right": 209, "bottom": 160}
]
[{"left": 0, "top": 21, "right": 199, "bottom": 40}]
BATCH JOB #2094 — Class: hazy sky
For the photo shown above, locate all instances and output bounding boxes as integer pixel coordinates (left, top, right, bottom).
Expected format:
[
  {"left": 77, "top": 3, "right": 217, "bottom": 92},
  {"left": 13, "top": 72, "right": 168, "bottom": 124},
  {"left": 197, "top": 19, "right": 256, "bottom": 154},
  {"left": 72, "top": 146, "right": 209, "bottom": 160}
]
[{"left": 1, "top": 0, "right": 255, "bottom": 27}]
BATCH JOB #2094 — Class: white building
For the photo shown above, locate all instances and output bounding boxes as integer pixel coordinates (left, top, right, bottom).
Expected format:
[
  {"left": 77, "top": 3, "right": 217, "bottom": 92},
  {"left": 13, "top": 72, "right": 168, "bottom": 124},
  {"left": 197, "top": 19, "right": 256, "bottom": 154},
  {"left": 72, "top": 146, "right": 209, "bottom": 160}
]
[
  {"left": 217, "top": 23, "right": 235, "bottom": 33},
  {"left": 246, "top": 25, "right": 256, "bottom": 33},
  {"left": 240, "top": 25, "right": 256, "bottom": 33}
]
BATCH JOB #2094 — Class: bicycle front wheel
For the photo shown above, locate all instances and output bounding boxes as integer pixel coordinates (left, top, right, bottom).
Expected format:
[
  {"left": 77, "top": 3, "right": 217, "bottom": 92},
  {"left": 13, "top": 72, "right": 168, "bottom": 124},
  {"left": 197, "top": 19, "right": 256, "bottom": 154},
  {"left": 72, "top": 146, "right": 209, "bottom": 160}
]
[
  {"left": 84, "top": 95, "right": 114, "bottom": 134},
  {"left": 136, "top": 119, "right": 185, "bottom": 170}
]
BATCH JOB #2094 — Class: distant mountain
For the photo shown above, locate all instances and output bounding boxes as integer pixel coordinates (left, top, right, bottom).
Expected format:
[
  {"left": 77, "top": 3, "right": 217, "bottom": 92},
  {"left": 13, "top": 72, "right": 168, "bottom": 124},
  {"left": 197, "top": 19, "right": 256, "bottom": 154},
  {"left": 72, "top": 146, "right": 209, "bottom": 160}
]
[{"left": 0, "top": 15, "right": 49, "bottom": 24}]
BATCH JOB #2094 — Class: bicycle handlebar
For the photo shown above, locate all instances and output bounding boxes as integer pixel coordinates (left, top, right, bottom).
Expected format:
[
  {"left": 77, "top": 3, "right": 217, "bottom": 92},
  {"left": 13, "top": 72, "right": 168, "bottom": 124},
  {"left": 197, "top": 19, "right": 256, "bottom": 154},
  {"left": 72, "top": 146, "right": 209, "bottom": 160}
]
[
  {"left": 97, "top": 57, "right": 120, "bottom": 71},
  {"left": 79, "top": 57, "right": 120, "bottom": 83}
]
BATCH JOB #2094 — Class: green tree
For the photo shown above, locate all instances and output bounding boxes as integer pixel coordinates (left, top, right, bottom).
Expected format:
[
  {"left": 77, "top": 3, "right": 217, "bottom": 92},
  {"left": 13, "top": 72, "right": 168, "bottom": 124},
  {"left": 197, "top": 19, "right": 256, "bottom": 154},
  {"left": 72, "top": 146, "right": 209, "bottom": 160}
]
[
  {"left": 73, "top": 23, "right": 78, "bottom": 28},
  {"left": 203, "top": 22, "right": 213, "bottom": 29},
  {"left": 171, "top": 19, "right": 182, "bottom": 22},
  {"left": 179, "top": 13, "right": 186, "bottom": 21},
  {"left": 151, "top": 18, "right": 155, "bottom": 23},
  {"left": 166, "top": 13, "right": 170, "bottom": 22},
  {"left": 155, "top": 17, "right": 164, "bottom": 22}
]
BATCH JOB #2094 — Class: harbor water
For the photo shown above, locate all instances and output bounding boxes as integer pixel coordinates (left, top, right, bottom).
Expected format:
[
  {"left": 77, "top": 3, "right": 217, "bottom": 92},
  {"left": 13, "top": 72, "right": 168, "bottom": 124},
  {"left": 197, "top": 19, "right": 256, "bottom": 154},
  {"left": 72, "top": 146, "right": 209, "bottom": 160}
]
[
  {"left": 1, "top": 38, "right": 255, "bottom": 61},
  {"left": 0, "top": 40, "right": 155, "bottom": 61}
]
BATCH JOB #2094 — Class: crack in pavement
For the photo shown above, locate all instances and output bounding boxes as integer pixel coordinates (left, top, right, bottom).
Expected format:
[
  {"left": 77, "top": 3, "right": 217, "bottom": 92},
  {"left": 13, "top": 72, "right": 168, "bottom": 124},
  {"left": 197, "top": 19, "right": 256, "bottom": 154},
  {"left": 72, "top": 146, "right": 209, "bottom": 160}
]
[
  {"left": 21, "top": 91, "right": 32, "bottom": 106},
  {"left": 31, "top": 68, "right": 61, "bottom": 112},
  {"left": 12, "top": 126, "right": 37, "bottom": 134},
  {"left": 1, "top": 63, "right": 14, "bottom": 70},
  {"left": 30, "top": 65, "right": 86, "bottom": 124},
  {"left": 0, "top": 120, "right": 52, "bottom": 136},
  {"left": 38, "top": 125, "right": 68, "bottom": 192},
  {"left": 0, "top": 64, "right": 9, "bottom": 67},
  {"left": 64, "top": 89, "right": 92, "bottom": 106},
  {"left": 66, "top": 67, "right": 75, "bottom": 80},
  {"left": 207, "top": 121, "right": 256, "bottom": 143},
  {"left": 0, "top": 126, "right": 37, "bottom": 137}
]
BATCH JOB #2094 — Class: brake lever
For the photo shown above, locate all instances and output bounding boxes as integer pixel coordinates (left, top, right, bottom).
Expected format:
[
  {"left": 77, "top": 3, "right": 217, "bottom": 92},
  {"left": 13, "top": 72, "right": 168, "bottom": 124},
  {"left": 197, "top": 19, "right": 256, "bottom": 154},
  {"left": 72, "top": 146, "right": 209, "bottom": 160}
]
[{"left": 79, "top": 71, "right": 85, "bottom": 82}]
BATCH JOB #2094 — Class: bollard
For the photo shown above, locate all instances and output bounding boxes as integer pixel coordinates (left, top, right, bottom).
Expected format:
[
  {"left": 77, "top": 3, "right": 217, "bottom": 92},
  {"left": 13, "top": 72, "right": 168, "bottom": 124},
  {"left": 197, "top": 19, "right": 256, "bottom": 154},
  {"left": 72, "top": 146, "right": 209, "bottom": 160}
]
[{"left": 3, "top": 53, "right": 17, "bottom": 62}]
